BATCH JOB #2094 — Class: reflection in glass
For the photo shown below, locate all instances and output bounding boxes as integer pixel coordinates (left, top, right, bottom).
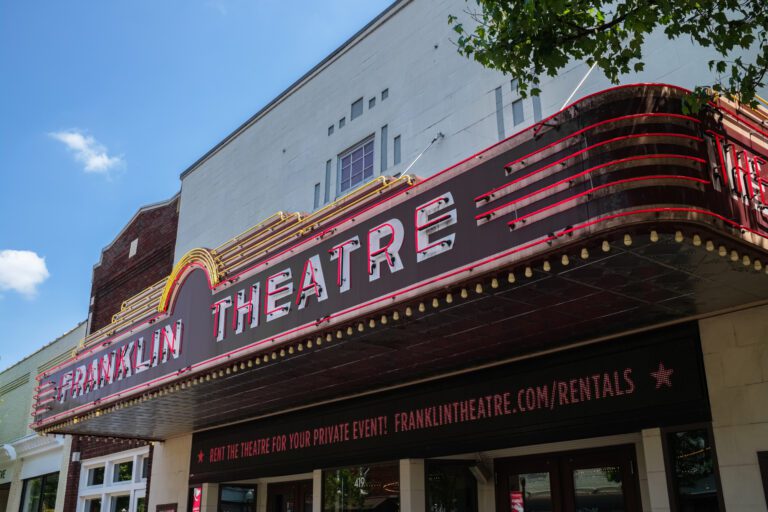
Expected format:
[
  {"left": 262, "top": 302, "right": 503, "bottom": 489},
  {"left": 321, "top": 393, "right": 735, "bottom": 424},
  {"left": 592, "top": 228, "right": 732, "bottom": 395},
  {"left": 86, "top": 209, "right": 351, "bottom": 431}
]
[
  {"left": 572, "top": 466, "right": 623, "bottom": 511},
  {"left": 113, "top": 462, "right": 133, "bottom": 483},
  {"left": 323, "top": 463, "right": 399, "bottom": 512},
  {"left": 668, "top": 429, "right": 721, "bottom": 511},
  {"left": 111, "top": 494, "right": 130, "bottom": 512},
  {"left": 136, "top": 498, "right": 146, "bottom": 512},
  {"left": 85, "top": 498, "right": 103, "bottom": 512},
  {"left": 88, "top": 467, "right": 105, "bottom": 486},
  {"left": 21, "top": 477, "right": 42, "bottom": 512},
  {"left": 221, "top": 486, "right": 257, "bottom": 512},
  {"left": 426, "top": 463, "right": 477, "bottom": 512},
  {"left": 508, "top": 472, "right": 552, "bottom": 512},
  {"left": 40, "top": 473, "right": 58, "bottom": 512}
]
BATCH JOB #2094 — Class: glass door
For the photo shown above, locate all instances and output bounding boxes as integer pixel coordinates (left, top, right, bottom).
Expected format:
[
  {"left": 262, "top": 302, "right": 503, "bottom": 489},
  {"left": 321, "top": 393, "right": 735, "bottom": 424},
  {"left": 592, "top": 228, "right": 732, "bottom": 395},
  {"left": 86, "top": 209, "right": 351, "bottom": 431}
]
[
  {"left": 495, "top": 445, "right": 640, "bottom": 512},
  {"left": 267, "top": 480, "right": 313, "bottom": 512}
]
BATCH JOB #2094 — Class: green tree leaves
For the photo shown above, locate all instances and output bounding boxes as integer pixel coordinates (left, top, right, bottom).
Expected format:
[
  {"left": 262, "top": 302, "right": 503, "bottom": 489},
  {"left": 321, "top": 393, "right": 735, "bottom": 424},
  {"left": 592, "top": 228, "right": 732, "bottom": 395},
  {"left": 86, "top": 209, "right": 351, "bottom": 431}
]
[{"left": 450, "top": 0, "right": 767, "bottom": 107}]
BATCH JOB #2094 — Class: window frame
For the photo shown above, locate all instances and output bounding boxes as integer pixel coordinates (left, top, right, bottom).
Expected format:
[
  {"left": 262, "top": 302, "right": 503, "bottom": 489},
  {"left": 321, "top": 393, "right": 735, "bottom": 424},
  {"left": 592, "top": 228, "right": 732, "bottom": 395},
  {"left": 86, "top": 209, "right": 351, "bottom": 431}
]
[
  {"left": 19, "top": 471, "right": 59, "bottom": 512},
  {"left": 337, "top": 135, "right": 375, "bottom": 196},
  {"left": 661, "top": 422, "right": 726, "bottom": 512},
  {"left": 77, "top": 446, "right": 149, "bottom": 512}
]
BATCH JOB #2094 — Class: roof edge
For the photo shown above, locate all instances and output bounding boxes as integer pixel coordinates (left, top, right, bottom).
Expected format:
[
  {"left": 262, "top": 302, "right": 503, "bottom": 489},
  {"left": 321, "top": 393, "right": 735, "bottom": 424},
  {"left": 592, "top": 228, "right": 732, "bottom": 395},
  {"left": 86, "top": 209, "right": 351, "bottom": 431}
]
[{"left": 179, "top": 0, "right": 409, "bottom": 181}]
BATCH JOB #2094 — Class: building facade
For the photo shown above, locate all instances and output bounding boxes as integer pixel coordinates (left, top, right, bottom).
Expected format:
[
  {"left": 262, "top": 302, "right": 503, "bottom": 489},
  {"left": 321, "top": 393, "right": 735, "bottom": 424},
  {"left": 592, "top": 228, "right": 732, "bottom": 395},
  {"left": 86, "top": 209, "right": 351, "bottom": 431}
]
[
  {"left": 22, "top": 1, "right": 768, "bottom": 512},
  {"left": 0, "top": 322, "right": 86, "bottom": 512}
]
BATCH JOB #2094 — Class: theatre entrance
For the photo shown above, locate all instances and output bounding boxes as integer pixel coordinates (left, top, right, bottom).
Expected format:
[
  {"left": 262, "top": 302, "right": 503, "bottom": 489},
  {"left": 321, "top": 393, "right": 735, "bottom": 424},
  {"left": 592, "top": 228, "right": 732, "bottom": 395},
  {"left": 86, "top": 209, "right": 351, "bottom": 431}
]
[
  {"left": 494, "top": 445, "right": 640, "bottom": 512},
  {"left": 266, "top": 480, "right": 313, "bottom": 512}
]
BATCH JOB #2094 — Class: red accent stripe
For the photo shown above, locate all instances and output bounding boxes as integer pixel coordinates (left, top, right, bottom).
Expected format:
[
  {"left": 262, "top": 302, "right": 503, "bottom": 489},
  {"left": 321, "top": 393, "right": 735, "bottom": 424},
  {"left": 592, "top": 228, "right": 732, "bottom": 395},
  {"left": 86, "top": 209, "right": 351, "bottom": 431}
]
[
  {"left": 476, "top": 130, "right": 702, "bottom": 203},
  {"left": 507, "top": 175, "right": 709, "bottom": 227},
  {"left": 476, "top": 154, "right": 707, "bottom": 221}
]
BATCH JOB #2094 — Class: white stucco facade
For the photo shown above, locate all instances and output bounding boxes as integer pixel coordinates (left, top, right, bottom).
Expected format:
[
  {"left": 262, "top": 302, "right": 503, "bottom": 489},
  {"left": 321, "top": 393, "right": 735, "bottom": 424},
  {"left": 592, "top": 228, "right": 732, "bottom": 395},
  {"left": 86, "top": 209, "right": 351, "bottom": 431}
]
[{"left": 174, "top": 0, "right": 765, "bottom": 261}]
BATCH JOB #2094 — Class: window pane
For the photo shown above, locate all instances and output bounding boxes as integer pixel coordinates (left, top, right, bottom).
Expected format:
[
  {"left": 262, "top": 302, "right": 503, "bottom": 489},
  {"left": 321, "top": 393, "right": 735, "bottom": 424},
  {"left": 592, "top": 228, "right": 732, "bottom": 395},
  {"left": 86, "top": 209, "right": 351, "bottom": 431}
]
[
  {"left": 508, "top": 472, "right": 552, "bottom": 512},
  {"left": 572, "top": 466, "right": 623, "bottom": 512},
  {"left": 40, "top": 473, "right": 58, "bottom": 512},
  {"left": 113, "top": 461, "right": 133, "bottom": 483},
  {"left": 136, "top": 498, "right": 146, "bottom": 512},
  {"left": 21, "top": 477, "right": 42, "bottom": 512},
  {"left": 221, "top": 486, "right": 256, "bottom": 512},
  {"left": 351, "top": 98, "right": 363, "bottom": 120},
  {"left": 393, "top": 136, "right": 401, "bottom": 166},
  {"left": 323, "top": 463, "right": 399, "bottom": 512},
  {"left": 141, "top": 457, "right": 149, "bottom": 479},
  {"left": 88, "top": 467, "right": 105, "bottom": 486},
  {"left": 86, "top": 498, "right": 103, "bottom": 512},
  {"left": 668, "top": 429, "right": 722, "bottom": 511},
  {"left": 339, "top": 139, "right": 375, "bottom": 193},
  {"left": 111, "top": 495, "right": 131, "bottom": 512},
  {"left": 512, "top": 99, "right": 524, "bottom": 126},
  {"left": 427, "top": 463, "right": 477, "bottom": 512}
]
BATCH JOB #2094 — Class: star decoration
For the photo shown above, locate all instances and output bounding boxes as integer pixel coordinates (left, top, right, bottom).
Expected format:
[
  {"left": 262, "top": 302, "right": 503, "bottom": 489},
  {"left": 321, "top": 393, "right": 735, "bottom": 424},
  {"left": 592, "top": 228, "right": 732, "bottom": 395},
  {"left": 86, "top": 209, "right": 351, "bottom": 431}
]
[
  {"left": 650, "top": 362, "right": 674, "bottom": 388},
  {"left": 197, "top": 450, "right": 205, "bottom": 463}
]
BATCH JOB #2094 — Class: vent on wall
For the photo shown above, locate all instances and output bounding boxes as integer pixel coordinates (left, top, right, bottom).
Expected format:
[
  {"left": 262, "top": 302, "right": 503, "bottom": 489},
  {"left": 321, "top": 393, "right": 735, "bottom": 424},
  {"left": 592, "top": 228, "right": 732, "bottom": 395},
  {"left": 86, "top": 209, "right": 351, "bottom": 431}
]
[{"left": 0, "top": 374, "right": 29, "bottom": 397}]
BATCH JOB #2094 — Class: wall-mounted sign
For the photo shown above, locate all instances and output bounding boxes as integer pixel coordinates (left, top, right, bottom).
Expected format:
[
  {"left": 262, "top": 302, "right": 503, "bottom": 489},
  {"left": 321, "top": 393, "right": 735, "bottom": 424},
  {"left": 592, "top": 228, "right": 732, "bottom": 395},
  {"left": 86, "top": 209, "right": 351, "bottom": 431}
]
[
  {"left": 155, "top": 504, "right": 177, "bottom": 512},
  {"left": 191, "top": 487, "right": 202, "bottom": 512},
  {"left": 188, "top": 324, "right": 709, "bottom": 482},
  {"left": 32, "top": 85, "right": 765, "bottom": 430}
]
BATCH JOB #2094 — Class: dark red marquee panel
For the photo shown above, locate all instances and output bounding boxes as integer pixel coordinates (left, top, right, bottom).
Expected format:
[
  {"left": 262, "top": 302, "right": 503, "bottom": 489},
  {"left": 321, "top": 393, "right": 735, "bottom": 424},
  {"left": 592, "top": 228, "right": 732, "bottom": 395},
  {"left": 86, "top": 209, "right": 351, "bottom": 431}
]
[{"left": 32, "top": 84, "right": 768, "bottom": 433}]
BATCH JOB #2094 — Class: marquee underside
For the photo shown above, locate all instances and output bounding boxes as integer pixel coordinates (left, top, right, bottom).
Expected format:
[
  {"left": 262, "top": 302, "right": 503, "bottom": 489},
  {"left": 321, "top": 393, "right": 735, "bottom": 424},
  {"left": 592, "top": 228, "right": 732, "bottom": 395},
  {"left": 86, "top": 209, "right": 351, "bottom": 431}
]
[{"left": 50, "top": 227, "right": 768, "bottom": 440}]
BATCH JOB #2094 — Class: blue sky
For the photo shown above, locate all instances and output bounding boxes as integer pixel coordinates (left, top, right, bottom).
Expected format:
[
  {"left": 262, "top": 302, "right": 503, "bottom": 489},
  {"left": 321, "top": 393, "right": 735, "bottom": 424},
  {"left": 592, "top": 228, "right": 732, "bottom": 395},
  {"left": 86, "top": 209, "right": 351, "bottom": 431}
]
[{"left": 0, "top": 0, "right": 393, "bottom": 370}]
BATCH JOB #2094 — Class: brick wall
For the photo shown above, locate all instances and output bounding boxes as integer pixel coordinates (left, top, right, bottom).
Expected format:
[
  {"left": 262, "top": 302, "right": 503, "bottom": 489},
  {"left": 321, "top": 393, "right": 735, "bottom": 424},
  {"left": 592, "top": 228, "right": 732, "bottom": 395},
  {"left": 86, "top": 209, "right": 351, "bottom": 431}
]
[
  {"left": 62, "top": 436, "right": 152, "bottom": 512},
  {"left": 89, "top": 197, "right": 179, "bottom": 334}
]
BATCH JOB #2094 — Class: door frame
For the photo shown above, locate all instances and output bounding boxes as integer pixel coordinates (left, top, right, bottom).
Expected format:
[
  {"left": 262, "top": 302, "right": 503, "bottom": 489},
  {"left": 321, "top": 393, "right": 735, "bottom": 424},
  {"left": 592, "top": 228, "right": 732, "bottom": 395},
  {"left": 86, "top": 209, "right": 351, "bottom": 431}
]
[{"left": 494, "top": 444, "right": 641, "bottom": 512}]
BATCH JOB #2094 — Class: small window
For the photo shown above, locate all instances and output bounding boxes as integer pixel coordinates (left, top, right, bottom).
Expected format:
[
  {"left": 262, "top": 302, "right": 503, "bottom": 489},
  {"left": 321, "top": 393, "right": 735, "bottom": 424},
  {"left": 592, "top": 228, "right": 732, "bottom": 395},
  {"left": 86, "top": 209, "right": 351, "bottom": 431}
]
[
  {"left": 113, "top": 461, "right": 133, "bottom": 483},
  {"left": 393, "top": 135, "right": 401, "bottom": 166},
  {"left": 512, "top": 99, "right": 524, "bottom": 126},
  {"left": 532, "top": 95, "right": 542, "bottom": 122},
  {"left": 339, "top": 117, "right": 346, "bottom": 129},
  {"left": 136, "top": 497, "right": 146, "bottom": 512},
  {"left": 381, "top": 88, "right": 389, "bottom": 101},
  {"left": 87, "top": 466, "right": 105, "bottom": 486},
  {"left": 511, "top": 79, "right": 519, "bottom": 93},
  {"left": 324, "top": 160, "right": 332, "bottom": 203},
  {"left": 380, "top": 125, "right": 388, "bottom": 172},
  {"left": 338, "top": 138, "right": 375, "bottom": 194},
  {"left": 141, "top": 456, "right": 149, "bottom": 480},
  {"left": 128, "top": 238, "right": 138, "bottom": 258},
  {"left": 328, "top": 125, "right": 334, "bottom": 136},
  {"left": 313, "top": 183, "right": 321, "bottom": 210},
  {"left": 369, "top": 97, "right": 376, "bottom": 109},
  {"left": 351, "top": 98, "right": 363, "bottom": 120}
]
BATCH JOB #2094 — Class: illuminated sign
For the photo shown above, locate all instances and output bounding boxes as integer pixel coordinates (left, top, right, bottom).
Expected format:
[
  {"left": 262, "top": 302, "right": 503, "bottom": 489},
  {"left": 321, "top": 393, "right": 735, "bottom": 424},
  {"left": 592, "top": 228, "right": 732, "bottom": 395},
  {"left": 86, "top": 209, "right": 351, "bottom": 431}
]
[{"left": 32, "top": 84, "right": 767, "bottom": 430}]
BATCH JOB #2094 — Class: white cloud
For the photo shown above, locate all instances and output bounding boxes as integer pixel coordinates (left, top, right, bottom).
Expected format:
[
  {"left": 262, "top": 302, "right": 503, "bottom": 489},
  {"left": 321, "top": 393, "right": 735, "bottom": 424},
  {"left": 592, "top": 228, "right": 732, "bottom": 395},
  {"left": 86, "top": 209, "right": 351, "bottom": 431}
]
[
  {"left": 50, "top": 130, "right": 123, "bottom": 173},
  {"left": 0, "top": 250, "right": 50, "bottom": 298}
]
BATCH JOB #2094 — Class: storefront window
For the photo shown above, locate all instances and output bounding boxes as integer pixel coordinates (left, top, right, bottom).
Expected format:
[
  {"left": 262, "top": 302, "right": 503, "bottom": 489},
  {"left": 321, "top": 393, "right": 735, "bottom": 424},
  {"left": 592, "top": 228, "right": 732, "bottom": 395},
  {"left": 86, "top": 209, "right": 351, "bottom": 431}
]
[
  {"left": 666, "top": 428, "right": 722, "bottom": 511},
  {"left": 220, "top": 485, "right": 257, "bottom": 512},
  {"left": 323, "top": 463, "right": 399, "bottom": 512},
  {"left": 426, "top": 462, "right": 477, "bottom": 512},
  {"left": 20, "top": 473, "right": 59, "bottom": 512}
]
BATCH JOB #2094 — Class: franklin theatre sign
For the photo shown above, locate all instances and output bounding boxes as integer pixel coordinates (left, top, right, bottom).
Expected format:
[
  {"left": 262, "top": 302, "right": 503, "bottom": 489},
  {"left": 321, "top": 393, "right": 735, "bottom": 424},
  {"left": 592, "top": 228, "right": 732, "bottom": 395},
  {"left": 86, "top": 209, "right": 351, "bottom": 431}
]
[{"left": 32, "top": 84, "right": 768, "bottom": 429}]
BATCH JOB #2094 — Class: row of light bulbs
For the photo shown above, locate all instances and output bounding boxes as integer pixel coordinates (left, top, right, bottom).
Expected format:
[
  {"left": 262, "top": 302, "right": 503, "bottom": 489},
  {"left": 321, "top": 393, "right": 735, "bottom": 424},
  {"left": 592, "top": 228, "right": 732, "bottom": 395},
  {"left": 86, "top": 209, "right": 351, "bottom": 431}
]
[{"left": 40, "top": 228, "right": 764, "bottom": 435}]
